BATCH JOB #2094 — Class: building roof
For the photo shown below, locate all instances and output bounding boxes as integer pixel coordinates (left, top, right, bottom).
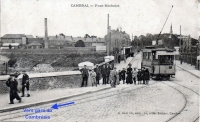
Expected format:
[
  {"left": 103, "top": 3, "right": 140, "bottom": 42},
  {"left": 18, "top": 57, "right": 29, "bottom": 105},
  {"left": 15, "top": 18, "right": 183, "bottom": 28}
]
[
  {"left": 49, "top": 35, "right": 73, "bottom": 41},
  {"left": 1, "top": 34, "right": 26, "bottom": 39},
  {"left": 26, "top": 35, "right": 34, "bottom": 38},
  {"left": 2, "top": 43, "right": 20, "bottom": 46},
  {"left": 73, "top": 37, "right": 105, "bottom": 42},
  {"left": 27, "top": 41, "right": 42, "bottom": 46}
]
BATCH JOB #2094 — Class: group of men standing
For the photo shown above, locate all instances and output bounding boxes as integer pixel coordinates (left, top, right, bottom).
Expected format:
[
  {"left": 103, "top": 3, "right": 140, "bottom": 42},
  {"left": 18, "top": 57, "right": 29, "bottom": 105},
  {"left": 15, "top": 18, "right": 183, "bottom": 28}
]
[
  {"left": 80, "top": 62, "right": 150, "bottom": 88},
  {"left": 6, "top": 71, "right": 30, "bottom": 104},
  {"left": 80, "top": 63, "right": 114, "bottom": 87}
]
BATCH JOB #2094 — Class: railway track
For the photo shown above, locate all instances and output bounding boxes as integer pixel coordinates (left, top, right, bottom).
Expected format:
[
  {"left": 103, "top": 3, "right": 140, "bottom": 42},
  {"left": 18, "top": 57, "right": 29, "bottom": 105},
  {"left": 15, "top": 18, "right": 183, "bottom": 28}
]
[
  {"left": 161, "top": 67, "right": 199, "bottom": 122},
  {"left": 0, "top": 81, "right": 159, "bottom": 121}
]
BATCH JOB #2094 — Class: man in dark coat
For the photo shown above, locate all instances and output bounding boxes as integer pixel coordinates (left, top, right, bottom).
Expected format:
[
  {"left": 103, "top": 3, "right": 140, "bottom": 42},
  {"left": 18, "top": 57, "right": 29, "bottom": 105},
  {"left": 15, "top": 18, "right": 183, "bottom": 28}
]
[
  {"left": 6, "top": 75, "right": 21, "bottom": 104},
  {"left": 121, "top": 68, "right": 126, "bottom": 84},
  {"left": 106, "top": 63, "right": 111, "bottom": 84},
  {"left": 141, "top": 67, "right": 146, "bottom": 84},
  {"left": 21, "top": 71, "right": 30, "bottom": 97},
  {"left": 94, "top": 65, "right": 101, "bottom": 85},
  {"left": 101, "top": 65, "right": 107, "bottom": 85},
  {"left": 145, "top": 69, "right": 150, "bottom": 85},
  {"left": 137, "top": 69, "right": 142, "bottom": 84},
  {"left": 118, "top": 70, "right": 121, "bottom": 83},
  {"left": 80, "top": 65, "right": 89, "bottom": 87}
]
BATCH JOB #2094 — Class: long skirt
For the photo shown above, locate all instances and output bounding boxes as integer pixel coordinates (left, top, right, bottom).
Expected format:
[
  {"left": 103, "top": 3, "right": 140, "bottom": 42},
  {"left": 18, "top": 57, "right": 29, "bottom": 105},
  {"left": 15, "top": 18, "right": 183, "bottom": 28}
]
[{"left": 126, "top": 75, "right": 133, "bottom": 84}]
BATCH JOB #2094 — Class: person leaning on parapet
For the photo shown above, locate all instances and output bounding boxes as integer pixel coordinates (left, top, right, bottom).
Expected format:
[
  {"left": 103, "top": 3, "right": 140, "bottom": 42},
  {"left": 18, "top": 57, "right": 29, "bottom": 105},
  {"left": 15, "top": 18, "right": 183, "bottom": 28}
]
[
  {"left": 21, "top": 71, "right": 30, "bottom": 97},
  {"left": 80, "top": 65, "right": 89, "bottom": 87},
  {"left": 6, "top": 74, "right": 21, "bottom": 104}
]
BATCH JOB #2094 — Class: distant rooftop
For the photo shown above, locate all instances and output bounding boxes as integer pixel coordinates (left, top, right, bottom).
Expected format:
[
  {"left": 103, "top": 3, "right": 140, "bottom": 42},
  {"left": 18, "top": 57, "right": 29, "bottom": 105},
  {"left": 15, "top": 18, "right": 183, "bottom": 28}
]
[
  {"left": 49, "top": 35, "right": 73, "bottom": 41},
  {"left": 26, "top": 35, "right": 34, "bottom": 38},
  {"left": 1, "top": 34, "right": 26, "bottom": 39}
]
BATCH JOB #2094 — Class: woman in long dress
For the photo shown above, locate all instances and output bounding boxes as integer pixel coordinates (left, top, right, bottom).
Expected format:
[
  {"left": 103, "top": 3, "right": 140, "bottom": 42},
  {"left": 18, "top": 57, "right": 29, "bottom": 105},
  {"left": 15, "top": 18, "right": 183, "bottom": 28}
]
[{"left": 126, "top": 63, "right": 133, "bottom": 84}]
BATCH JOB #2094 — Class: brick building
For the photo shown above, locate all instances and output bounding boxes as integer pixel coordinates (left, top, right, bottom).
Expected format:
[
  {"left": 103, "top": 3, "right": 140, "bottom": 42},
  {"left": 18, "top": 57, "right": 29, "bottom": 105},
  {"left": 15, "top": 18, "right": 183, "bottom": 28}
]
[
  {"left": 104, "top": 29, "right": 130, "bottom": 53},
  {"left": 1, "top": 34, "right": 28, "bottom": 45}
]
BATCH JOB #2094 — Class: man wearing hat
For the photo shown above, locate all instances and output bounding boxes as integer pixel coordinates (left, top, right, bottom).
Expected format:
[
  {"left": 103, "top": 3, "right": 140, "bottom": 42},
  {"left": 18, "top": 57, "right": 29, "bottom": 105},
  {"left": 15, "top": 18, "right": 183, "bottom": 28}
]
[
  {"left": 121, "top": 68, "right": 126, "bottom": 84},
  {"left": 21, "top": 71, "right": 30, "bottom": 97},
  {"left": 106, "top": 63, "right": 111, "bottom": 84},
  {"left": 81, "top": 65, "right": 89, "bottom": 87},
  {"left": 101, "top": 65, "right": 107, "bottom": 85},
  {"left": 6, "top": 75, "right": 21, "bottom": 104}
]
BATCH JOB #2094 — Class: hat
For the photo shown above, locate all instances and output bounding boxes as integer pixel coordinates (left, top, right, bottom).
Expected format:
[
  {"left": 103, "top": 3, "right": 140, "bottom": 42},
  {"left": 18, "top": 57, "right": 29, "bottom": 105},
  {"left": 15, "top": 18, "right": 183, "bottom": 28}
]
[
  {"left": 128, "top": 63, "right": 132, "bottom": 66},
  {"left": 114, "top": 67, "right": 117, "bottom": 69}
]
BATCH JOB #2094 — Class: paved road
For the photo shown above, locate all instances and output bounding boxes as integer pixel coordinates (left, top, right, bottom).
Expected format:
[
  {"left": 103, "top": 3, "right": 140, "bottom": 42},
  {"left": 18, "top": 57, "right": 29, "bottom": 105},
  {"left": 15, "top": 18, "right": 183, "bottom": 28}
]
[{"left": 1, "top": 54, "right": 199, "bottom": 122}]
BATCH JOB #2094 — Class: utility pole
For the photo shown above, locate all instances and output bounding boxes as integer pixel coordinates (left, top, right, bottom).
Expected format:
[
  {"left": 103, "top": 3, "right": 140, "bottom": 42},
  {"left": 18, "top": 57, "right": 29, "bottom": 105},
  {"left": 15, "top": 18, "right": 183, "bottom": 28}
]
[
  {"left": 107, "top": 14, "right": 110, "bottom": 56},
  {"left": 180, "top": 25, "right": 182, "bottom": 64}
]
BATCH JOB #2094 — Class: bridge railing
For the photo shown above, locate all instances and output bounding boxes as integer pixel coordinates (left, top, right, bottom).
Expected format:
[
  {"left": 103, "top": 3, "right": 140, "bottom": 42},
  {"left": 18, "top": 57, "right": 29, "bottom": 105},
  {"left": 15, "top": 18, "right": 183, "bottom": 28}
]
[{"left": 0, "top": 58, "right": 114, "bottom": 93}]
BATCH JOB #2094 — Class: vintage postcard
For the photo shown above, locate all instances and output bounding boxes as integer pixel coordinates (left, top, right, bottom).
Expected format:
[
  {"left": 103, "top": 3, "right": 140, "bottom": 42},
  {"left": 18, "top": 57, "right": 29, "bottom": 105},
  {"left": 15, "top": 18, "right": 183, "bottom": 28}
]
[{"left": 0, "top": 0, "right": 199, "bottom": 122}]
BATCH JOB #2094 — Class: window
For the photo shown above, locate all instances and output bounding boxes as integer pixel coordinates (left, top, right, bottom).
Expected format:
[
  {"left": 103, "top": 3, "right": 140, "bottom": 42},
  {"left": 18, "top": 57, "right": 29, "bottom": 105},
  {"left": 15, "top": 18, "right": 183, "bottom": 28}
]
[
  {"left": 143, "top": 52, "right": 147, "bottom": 59},
  {"left": 158, "top": 55, "right": 174, "bottom": 65}
]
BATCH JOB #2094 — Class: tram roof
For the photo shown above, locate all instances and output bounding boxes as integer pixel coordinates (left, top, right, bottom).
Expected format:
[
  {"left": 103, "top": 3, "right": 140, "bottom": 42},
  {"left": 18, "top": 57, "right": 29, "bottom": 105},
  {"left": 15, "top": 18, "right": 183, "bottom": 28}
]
[{"left": 144, "top": 45, "right": 175, "bottom": 52}]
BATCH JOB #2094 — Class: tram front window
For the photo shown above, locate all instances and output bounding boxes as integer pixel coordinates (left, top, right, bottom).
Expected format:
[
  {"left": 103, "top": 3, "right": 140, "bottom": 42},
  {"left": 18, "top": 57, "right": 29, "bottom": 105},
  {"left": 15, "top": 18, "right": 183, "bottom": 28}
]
[{"left": 158, "top": 55, "right": 173, "bottom": 65}]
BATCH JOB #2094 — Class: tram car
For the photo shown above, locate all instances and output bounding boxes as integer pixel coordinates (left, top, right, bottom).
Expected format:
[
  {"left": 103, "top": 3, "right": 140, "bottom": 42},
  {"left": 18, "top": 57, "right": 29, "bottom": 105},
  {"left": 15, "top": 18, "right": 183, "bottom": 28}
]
[
  {"left": 121, "top": 46, "right": 134, "bottom": 58},
  {"left": 141, "top": 45, "right": 176, "bottom": 80}
]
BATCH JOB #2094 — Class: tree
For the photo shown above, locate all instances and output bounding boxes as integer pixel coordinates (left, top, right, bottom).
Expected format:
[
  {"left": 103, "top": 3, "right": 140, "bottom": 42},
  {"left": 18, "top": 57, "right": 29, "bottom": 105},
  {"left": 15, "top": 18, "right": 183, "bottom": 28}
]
[
  {"left": 8, "top": 53, "right": 17, "bottom": 67},
  {"left": 75, "top": 40, "right": 85, "bottom": 47},
  {"left": 84, "top": 34, "right": 90, "bottom": 38},
  {"left": 191, "top": 38, "right": 198, "bottom": 46}
]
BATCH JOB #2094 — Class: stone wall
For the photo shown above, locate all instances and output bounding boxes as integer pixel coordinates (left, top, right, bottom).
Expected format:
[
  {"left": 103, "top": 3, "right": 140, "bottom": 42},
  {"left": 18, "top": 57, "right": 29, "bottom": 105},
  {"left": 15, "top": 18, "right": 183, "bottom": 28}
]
[{"left": 0, "top": 74, "right": 82, "bottom": 94}]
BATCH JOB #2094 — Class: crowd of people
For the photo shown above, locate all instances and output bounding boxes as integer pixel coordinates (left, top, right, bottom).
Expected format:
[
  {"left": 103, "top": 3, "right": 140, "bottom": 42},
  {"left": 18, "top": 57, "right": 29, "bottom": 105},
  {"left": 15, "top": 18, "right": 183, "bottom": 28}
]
[{"left": 80, "top": 63, "right": 150, "bottom": 88}]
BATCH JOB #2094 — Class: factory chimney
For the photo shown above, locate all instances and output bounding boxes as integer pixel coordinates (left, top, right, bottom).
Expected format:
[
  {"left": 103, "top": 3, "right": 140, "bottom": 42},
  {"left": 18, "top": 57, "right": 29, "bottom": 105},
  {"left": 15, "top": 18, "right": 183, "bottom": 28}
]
[{"left": 44, "top": 18, "right": 49, "bottom": 49}]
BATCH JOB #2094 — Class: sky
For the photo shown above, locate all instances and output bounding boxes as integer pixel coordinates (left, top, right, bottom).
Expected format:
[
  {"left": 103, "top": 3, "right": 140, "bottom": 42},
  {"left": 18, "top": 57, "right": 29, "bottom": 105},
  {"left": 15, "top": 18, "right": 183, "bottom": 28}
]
[{"left": 1, "top": 0, "right": 199, "bottom": 39}]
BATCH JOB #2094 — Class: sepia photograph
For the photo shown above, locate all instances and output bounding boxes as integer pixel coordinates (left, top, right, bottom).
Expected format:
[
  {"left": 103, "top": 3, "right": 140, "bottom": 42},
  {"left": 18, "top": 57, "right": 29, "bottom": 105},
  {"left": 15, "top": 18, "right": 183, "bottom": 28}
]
[{"left": 0, "top": 0, "right": 199, "bottom": 121}]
